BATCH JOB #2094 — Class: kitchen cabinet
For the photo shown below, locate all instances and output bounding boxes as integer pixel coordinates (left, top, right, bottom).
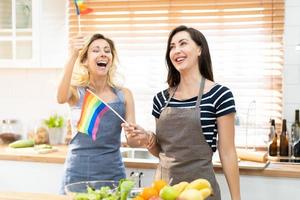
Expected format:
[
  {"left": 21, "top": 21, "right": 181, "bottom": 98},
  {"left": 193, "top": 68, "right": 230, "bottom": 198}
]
[
  {"left": 1, "top": 145, "right": 300, "bottom": 200},
  {"left": 0, "top": 0, "right": 67, "bottom": 68},
  {"left": 0, "top": 160, "right": 64, "bottom": 193},
  {"left": 2, "top": 159, "right": 299, "bottom": 200},
  {"left": 0, "top": 162, "right": 156, "bottom": 194},
  {"left": 216, "top": 173, "right": 300, "bottom": 200},
  {"left": 0, "top": 192, "right": 67, "bottom": 200},
  {"left": 0, "top": 0, "right": 38, "bottom": 67}
]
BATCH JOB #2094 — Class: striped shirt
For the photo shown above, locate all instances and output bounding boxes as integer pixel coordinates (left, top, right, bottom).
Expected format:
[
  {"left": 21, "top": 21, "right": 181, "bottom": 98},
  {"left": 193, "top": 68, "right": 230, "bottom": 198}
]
[{"left": 152, "top": 84, "right": 236, "bottom": 152}]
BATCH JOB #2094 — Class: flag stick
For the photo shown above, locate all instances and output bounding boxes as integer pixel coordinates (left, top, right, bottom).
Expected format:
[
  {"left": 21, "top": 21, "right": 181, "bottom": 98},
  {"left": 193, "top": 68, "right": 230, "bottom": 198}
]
[
  {"left": 87, "top": 89, "right": 128, "bottom": 124},
  {"left": 74, "top": 0, "right": 81, "bottom": 33},
  {"left": 78, "top": 15, "right": 81, "bottom": 34}
]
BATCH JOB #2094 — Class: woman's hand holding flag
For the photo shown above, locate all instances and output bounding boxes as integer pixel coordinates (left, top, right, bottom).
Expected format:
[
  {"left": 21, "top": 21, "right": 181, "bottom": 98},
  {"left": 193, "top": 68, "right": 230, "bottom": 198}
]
[{"left": 121, "top": 123, "right": 151, "bottom": 148}]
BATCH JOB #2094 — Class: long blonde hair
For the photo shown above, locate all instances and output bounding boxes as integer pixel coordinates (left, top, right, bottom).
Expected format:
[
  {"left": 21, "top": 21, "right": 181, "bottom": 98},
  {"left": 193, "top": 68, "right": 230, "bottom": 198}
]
[{"left": 71, "top": 33, "right": 119, "bottom": 88}]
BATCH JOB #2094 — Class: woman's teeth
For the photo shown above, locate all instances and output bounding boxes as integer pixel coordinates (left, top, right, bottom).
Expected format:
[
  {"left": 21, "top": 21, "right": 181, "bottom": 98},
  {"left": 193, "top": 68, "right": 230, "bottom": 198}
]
[
  {"left": 175, "top": 57, "right": 185, "bottom": 63},
  {"left": 96, "top": 61, "right": 107, "bottom": 67}
]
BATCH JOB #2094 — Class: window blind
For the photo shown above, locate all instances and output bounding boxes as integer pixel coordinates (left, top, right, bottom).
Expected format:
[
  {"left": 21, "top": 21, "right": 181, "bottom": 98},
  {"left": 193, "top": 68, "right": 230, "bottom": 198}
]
[{"left": 67, "top": 0, "right": 284, "bottom": 147}]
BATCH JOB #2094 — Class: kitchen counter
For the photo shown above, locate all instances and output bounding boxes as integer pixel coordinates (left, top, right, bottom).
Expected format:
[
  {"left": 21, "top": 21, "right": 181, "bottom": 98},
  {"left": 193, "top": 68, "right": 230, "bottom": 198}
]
[
  {"left": 0, "top": 144, "right": 300, "bottom": 178},
  {"left": 0, "top": 192, "right": 67, "bottom": 200}
]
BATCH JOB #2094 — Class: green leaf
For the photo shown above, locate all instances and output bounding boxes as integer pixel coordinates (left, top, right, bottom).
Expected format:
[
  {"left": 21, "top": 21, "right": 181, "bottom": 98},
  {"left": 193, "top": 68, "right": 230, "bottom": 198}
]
[
  {"left": 44, "top": 114, "right": 65, "bottom": 128},
  {"left": 120, "top": 180, "right": 135, "bottom": 200}
]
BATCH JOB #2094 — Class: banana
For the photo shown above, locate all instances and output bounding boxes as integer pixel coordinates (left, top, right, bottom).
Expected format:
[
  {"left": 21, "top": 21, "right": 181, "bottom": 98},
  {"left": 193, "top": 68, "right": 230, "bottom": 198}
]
[
  {"left": 172, "top": 181, "right": 189, "bottom": 193},
  {"left": 178, "top": 189, "right": 204, "bottom": 200},
  {"left": 199, "top": 188, "right": 213, "bottom": 199},
  {"left": 185, "top": 178, "right": 211, "bottom": 191}
]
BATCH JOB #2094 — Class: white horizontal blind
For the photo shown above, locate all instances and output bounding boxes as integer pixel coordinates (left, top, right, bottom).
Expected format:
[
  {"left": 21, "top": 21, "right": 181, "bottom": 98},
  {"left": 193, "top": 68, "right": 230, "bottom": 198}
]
[
  {"left": 68, "top": 0, "right": 284, "bottom": 147},
  {"left": 0, "top": 0, "right": 12, "bottom": 29}
]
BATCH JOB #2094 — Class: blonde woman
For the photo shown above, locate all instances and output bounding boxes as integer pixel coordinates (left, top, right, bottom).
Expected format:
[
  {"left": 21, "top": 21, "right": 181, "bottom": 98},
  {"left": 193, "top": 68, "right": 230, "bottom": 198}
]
[{"left": 57, "top": 34, "right": 135, "bottom": 193}]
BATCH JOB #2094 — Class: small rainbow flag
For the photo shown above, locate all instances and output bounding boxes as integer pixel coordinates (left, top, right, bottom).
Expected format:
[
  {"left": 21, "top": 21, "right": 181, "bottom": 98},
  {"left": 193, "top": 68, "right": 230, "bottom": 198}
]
[
  {"left": 74, "top": 0, "right": 93, "bottom": 15},
  {"left": 77, "top": 89, "right": 109, "bottom": 140}
]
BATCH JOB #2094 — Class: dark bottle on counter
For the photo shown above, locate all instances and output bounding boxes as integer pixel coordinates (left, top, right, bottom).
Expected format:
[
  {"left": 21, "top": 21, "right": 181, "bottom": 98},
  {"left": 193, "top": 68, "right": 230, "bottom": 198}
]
[
  {"left": 292, "top": 110, "right": 300, "bottom": 157},
  {"left": 279, "top": 119, "right": 289, "bottom": 156},
  {"left": 268, "top": 119, "right": 278, "bottom": 156},
  {"left": 294, "top": 140, "right": 300, "bottom": 157},
  {"left": 291, "top": 110, "right": 300, "bottom": 157}
]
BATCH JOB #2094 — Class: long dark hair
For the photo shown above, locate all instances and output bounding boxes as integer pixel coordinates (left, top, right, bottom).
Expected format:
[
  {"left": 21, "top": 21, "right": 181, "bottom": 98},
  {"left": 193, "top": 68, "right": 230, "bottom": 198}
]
[{"left": 165, "top": 25, "right": 214, "bottom": 87}]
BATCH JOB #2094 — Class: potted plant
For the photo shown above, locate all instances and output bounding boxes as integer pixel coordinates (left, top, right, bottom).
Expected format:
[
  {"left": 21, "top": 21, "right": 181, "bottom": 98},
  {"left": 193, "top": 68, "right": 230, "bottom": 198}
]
[{"left": 44, "top": 114, "right": 65, "bottom": 145}]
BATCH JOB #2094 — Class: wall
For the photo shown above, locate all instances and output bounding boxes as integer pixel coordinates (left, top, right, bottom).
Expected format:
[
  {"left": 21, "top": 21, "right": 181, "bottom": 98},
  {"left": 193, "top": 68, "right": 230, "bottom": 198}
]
[
  {"left": 0, "top": 68, "right": 67, "bottom": 133},
  {"left": 283, "top": 0, "right": 300, "bottom": 126},
  {"left": 0, "top": 1, "right": 300, "bottom": 135}
]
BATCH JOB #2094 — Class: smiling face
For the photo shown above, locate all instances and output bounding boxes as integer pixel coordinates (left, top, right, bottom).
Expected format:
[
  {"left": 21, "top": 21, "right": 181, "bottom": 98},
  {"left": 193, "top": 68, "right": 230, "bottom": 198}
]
[
  {"left": 165, "top": 26, "right": 214, "bottom": 87},
  {"left": 86, "top": 38, "right": 113, "bottom": 77},
  {"left": 169, "top": 31, "right": 201, "bottom": 73}
]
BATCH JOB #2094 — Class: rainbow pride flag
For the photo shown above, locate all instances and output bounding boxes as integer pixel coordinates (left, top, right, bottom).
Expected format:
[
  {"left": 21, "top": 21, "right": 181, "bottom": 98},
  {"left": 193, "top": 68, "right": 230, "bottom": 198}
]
[
  {"left": 77, "top": 89, "right": 109, "bottom": 140},
  {"left": 74, "top": 0, "right": 93, "bottom": 15}
]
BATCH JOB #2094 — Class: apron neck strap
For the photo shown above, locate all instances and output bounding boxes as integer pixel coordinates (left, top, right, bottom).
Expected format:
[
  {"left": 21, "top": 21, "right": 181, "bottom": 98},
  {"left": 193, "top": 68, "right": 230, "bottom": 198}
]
[
  {"left": 164, "top": 86, "right": 178, "bottom": 108},
  {"left": 164, "top": 77, "right": 205, "bottom": 109},
  {"left": 195, "top": 77, "right": 205, "bottom": 109}
]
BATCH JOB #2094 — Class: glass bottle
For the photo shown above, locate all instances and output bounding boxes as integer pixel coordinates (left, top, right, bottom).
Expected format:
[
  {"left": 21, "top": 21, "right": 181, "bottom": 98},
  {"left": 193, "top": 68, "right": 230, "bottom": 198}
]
[
  {"left": 268, "top": 119, "right": 276, "bottom": 142},
  {"left": 294, "top": 139, "right": 300, "bottom": 157},
  {"left": 268, "top": 119, "right": 277, "bottom": 156},
  {"left": 292, "top": 110, "right": 300, "bottom": 157},
  {"left": 279, "top": 119, "right": 289, "bottom": 156}
]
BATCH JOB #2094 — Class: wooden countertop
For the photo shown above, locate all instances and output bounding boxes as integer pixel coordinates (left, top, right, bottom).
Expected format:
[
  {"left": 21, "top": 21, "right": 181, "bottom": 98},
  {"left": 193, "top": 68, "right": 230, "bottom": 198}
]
[
  {"left": 0, "top": 192, "right": 67, "bottom": 200},
  {"left": 0, "top": 145, "right": 67, "bottom": 163},
  {"left": 1, "top": 145, "right": 300, "bottom": 178}
]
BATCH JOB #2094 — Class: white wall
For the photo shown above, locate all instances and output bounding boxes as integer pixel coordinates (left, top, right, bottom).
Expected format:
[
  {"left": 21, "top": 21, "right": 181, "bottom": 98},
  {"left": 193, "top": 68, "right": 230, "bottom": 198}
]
[
  {"left": 0, "top": 68, "right": 69, "bottom": 137},
  {"left": 0, "top": 0, "right": 300, "bottom": 136},
  {"left": 283, "top": 0, "right": 300, "bottom": 127}
]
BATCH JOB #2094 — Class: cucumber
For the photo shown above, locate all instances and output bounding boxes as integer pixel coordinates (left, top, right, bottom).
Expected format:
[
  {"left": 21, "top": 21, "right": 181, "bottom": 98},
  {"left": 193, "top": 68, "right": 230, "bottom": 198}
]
[
  {"left": 35, "top": 144, "right": 52, "bottom": 149},
  {"left": 9, "top": 139, "right": 34, "bottom": 148}
]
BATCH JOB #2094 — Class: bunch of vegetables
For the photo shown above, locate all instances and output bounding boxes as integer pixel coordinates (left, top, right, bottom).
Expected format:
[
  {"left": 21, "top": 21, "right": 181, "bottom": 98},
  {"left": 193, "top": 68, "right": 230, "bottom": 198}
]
[{"left": 74, "top": 179, "right": 135, "bottom": 200}]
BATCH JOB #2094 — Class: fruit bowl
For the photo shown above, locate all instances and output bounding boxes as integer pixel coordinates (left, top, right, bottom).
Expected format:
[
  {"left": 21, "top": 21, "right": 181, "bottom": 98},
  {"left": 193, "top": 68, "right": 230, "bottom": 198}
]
[{"left": 65, "top": 180, "right": 119, "bottom": 200}]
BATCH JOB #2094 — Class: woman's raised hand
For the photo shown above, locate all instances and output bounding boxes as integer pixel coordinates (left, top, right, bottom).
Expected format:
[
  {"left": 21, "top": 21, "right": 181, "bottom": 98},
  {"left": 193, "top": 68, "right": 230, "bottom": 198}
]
[{"left": 69, "top": 35, "right": 86, "bottom": 57}]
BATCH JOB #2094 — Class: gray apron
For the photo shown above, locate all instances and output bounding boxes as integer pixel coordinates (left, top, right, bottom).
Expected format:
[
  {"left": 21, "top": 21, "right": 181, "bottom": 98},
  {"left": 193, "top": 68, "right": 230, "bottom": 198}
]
[{"left": 155, "top": 78, "right": 221, "bottom": 200}]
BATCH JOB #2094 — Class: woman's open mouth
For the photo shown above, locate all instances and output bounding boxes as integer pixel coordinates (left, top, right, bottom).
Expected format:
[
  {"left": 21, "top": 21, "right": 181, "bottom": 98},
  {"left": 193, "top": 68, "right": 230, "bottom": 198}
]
[{"left": 96, "top": 61, "right": 107, "bottom": 68}]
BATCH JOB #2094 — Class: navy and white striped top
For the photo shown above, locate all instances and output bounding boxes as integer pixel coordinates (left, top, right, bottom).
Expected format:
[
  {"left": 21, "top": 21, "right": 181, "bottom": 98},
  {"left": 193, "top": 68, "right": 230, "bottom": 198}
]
[{"left": 152, "top": 84, "right": 236, "bottom": 152}]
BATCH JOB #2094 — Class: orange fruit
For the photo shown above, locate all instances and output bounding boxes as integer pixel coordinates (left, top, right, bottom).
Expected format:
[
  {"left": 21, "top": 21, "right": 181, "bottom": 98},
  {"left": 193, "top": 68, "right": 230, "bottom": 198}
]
[
  {"left": 152, "top": 179, "right": 167, "bottom": 193},
  {"left": 132, "top": 195, "right": 145, "bottom": 200},
  {"left": 140, "top": 187, "right": 159, "bottom": 200}
]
